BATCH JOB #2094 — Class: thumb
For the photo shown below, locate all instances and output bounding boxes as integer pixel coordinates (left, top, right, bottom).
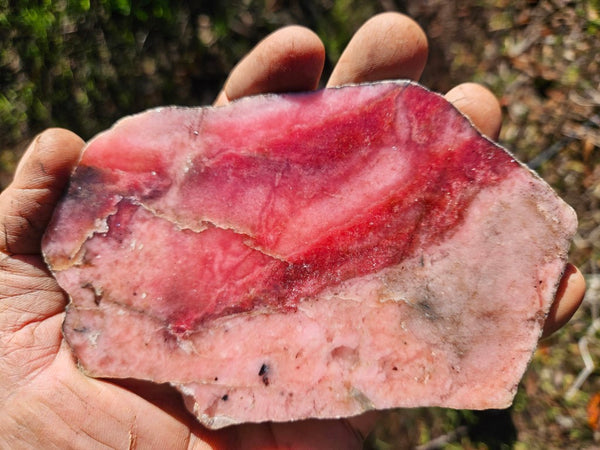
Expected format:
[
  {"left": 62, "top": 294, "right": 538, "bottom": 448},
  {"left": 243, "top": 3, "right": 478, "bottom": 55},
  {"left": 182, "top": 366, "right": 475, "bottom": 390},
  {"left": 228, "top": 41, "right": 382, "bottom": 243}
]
[{"left": 0, "top": 129, "right": 84, "bottom": 256}]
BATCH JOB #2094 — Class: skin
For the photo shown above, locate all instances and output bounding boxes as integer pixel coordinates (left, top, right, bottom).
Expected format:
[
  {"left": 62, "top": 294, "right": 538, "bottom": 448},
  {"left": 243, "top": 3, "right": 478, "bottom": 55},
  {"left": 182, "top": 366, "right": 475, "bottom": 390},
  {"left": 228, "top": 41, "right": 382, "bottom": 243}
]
[{"left": 0, "top": 12, "right": 585, "bottom": 449}]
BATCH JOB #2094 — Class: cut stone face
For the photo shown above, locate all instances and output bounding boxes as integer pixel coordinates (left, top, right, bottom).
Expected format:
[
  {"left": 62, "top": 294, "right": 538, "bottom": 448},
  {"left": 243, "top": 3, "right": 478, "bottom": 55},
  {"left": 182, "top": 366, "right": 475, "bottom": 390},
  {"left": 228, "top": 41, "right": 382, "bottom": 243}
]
[{"left": 43, "top": 81, "right": 577, "bottom": 428}]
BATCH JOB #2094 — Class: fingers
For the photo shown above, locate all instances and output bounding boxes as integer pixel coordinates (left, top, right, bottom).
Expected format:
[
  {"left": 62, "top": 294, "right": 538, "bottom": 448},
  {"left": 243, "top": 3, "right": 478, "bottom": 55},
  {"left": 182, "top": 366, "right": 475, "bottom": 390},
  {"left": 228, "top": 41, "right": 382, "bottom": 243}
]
[
  {"left": 542, "top": 263, "right": 586, "bottom": 338},
  {"left": 0, "top": 129, "right": 84, "bottom": 255},
  {"left": 214, "top": 26, "right": 325, "bottom": 106},
  {"left": 327, "top": 12, "right": 428, "bottom": 87},
  {"left": 215, "top": 13, "right": 428, "bottom": 106},
  {"left": 444, "top": 83, "right": 584, "bottom": 337},
  {"left": 445, "top": 82, "right": 503, "bottom": 140}
]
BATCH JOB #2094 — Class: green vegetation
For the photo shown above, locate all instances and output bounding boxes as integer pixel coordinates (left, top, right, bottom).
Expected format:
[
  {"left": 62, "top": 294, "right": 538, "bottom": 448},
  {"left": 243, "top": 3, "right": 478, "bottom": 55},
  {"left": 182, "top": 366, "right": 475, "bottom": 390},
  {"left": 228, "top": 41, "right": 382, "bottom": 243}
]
[
  {"left": 2, "top": 0, "right": 600, "bottom": 448},
  {"left": 2, "top": 1, "right": 220, "bottom": 147},
  {"left": 0, "top": 0, "right": 388, "bottom": 156}
]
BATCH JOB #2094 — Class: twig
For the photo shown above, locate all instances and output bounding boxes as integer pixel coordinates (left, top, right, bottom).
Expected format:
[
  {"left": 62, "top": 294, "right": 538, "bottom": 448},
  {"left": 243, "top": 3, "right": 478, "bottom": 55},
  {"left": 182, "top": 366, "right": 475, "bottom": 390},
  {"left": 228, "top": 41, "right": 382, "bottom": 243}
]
[
  {"left": 415, "top": 426, "right": 468, "bottom": 450},
  {"left": 566, "top": 335, "right": 596, "bottom": 400},
  {"left": 565, "top": 274, "right": 600, "bottom": 400},
  {"left": 527, "top": 137, "right": 574, "bottom": 170},
  {"left": 527, "top": 116, "right": 600, "bottom": 170}
]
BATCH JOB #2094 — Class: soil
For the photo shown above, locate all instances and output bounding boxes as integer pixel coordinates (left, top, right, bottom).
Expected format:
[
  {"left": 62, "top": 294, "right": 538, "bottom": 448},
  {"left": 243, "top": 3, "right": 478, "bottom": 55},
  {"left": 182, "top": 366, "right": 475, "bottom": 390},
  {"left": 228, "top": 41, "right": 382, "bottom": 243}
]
[{"left": 2, "top": 0, "right": 599, "bottom": 448}]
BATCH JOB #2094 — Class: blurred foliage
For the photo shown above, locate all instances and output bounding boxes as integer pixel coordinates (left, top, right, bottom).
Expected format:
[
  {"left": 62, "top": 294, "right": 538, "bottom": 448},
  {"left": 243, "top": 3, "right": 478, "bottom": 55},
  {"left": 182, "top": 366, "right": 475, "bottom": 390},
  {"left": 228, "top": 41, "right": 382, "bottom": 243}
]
[
  {"left": 3, "top": 0, "right": 600, "bottom": 448},
  {"left": 0, "top": 0, "right": 393, "bottom": 154},
  {"left": 2, "top": 0, "right": 232, "bottom": 147}
]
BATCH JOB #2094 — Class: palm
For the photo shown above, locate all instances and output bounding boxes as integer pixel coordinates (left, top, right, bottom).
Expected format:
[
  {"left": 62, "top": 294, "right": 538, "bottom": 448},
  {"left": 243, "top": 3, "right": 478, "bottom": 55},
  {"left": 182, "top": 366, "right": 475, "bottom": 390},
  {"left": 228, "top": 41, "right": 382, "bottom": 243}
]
[{"left": 0, "top": 13, "right": 584, "bottom": 449}]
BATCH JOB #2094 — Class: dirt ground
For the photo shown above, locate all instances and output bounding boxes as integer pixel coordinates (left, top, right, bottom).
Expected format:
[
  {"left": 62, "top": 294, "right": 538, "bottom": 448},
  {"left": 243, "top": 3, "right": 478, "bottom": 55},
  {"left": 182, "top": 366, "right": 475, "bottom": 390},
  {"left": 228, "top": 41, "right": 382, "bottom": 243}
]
[{"left": 2, "top": 0, "right": 599, "bottom": 448}]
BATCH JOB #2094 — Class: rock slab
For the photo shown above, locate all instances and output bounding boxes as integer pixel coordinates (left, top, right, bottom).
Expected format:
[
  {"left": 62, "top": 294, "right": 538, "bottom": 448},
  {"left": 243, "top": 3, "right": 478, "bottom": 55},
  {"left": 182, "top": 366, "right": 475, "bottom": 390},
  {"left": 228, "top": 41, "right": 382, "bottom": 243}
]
[{"left": 42, "top": 81, "right": 577, "bottom": 428}]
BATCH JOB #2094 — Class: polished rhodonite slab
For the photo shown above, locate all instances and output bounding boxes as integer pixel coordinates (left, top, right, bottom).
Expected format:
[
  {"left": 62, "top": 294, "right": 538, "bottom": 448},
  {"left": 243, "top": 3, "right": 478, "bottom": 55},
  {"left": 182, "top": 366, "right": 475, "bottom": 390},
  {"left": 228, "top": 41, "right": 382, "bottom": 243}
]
[{"left": 43, "top": 81, "right": 577, "bottom": 428}]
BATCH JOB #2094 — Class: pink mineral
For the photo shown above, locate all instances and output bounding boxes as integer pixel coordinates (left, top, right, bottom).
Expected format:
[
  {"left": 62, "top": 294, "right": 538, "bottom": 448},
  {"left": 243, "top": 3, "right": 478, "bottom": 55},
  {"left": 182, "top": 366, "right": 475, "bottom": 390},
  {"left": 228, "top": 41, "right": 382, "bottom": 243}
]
[{"left": 42, "top": 81, "right": 577, "bottom": 428}]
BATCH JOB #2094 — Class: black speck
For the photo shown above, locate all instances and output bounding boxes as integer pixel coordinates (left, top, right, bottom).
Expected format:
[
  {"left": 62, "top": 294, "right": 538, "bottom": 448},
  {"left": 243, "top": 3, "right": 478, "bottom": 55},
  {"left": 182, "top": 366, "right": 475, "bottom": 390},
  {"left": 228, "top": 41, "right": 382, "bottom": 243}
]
[
  {"left": 259, "top": 363, "right": 268, "bottom": 376},
  {"left": 214, "top": 377, "right": 219, "bottom": 381},
  {"left": 419, "top": 300, "right": 432, "bottom": 312},
  {"left": 418, "top": 300, "right": 437, "bottom": 320},
  {"left": 392, "top": 366, "right": 398, "bottom": 371},
  {"left": 259, "top": 363, "right": 270, "bottom": 386},
  {"left": 221, "top": 394, "right": 228, "bottom": 401}
]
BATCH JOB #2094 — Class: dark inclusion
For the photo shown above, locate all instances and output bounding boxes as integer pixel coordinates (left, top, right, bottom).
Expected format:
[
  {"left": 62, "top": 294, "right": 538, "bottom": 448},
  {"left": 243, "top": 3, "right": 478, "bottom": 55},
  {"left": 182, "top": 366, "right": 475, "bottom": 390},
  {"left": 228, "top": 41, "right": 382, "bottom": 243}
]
[
  {"left": 68, "top": 165, "right": 106, "bottom": 199},
  {"left": 417, "top": 300, "right": 437, "bottom": 320},
  {"left": 259, "top": 363, "right": 270, "bottom": 386}
]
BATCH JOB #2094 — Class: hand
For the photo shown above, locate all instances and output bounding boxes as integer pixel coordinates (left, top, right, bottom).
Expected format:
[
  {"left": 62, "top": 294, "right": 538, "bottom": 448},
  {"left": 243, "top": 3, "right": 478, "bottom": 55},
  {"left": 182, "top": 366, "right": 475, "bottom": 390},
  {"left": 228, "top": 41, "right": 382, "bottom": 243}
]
[{"left": 0, "top": 13, "right": 585, "bottom": 448}]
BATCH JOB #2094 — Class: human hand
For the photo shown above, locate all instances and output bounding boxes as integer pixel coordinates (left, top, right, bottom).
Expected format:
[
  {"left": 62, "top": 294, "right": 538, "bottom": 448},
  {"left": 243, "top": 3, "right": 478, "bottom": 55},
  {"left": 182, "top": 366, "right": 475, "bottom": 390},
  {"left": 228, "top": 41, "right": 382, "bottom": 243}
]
[{"left": 0, "top": 12, "right": 585, "bottom": 449}]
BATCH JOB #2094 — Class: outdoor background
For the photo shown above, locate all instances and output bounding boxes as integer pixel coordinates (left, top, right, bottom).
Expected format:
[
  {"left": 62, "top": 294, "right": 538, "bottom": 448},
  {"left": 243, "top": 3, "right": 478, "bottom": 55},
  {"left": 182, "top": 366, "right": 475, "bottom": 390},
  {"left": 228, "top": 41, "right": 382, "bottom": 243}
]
[{"left": 1, "top": 0, "right": 599, "bottom": 448}]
